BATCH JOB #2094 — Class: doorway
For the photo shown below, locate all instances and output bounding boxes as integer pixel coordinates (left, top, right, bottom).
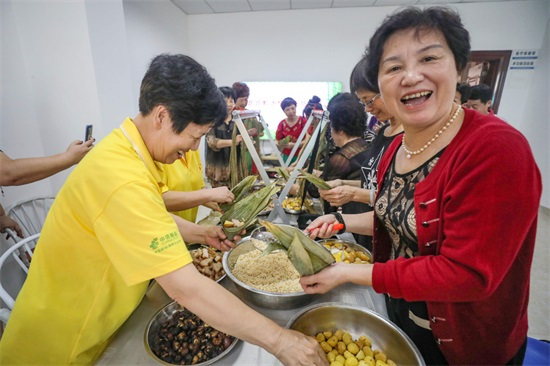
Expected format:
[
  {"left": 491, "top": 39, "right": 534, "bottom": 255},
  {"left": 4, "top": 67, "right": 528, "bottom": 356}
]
[{"left": 459, "top": 50, "right": 512, "bottom": 113}]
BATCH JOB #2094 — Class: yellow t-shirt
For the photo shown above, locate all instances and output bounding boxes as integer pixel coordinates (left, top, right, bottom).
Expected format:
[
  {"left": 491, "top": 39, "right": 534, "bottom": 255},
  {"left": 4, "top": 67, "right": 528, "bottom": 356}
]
[
  {"left": 163, "top": 150, "right": 205, "bottom": 223},
  {"left": 0, "top": 118, "right": 193, "bottom": 365}
]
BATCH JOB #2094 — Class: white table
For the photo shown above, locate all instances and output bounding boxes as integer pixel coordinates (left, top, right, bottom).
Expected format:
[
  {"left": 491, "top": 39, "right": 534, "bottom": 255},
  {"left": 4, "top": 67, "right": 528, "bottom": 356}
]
[{"left": 97, "top": 277, "right": 387, "bottom": 365}]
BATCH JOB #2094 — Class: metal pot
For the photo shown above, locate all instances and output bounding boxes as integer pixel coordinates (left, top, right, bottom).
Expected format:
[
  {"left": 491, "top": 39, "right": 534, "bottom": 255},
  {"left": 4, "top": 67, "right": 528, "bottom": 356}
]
[
  {"left": 222, "top": 237, "right": 317, "bottom": 310},
  {"left": 144, "top": 301, "right": 239, "bottom": 365},
  {"left": 287, "top": 302, "right": 425, "bottom": 366}
]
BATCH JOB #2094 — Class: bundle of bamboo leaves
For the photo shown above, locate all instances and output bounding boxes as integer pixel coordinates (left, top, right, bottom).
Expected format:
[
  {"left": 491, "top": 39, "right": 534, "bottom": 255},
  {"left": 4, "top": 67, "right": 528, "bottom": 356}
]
[
  {"left": 260, "top": 221, "right": 335, "bottom": 276},
  {"left": 229, "top": 123, "right": 247, "bottom": 189},
  {"left": 299, "top": 169, "right": 331, "bottom": 190},
  {"left": 274, "top": 167, "right": 290, "bottom": 181},
  {"left": 220, "top": 175, "right": 256, "bottom": 212},
  {"left": 220, "top": 184, "right": 280, "bottom": 239}
]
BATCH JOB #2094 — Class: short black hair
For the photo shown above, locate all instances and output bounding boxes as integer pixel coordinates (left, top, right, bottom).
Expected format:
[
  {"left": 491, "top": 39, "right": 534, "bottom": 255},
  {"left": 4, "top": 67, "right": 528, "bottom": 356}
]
[
  {"left": 469, "top": 84, "right": 493, "bottom": 103},
  {"left": 327, "top": 93, "right": 366, "bottom": 138},
  {"left": 139, "top": 54, "right": 226, "bottom": 133},
  {"left": 350, "top": 56, "right": 377, "bottom": 94},
  {"left": 219, "top": 86, "right": 237, "bottom": 102},
  {"left": 302, "top": 95, "right": 323, "bottom": 118},
  {"left": 280, "top": 97, "right": 297, "bottom": 111},
  {"left": 365, "top": 7, "right": 471, "bottom": 93},
  {"left": 456, "top": 83, "right": 471, "bottom": 104}
]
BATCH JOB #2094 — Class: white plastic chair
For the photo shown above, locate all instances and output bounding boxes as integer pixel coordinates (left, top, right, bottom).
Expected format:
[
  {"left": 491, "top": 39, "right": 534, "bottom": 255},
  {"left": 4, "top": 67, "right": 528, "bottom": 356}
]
[
  {"left": 5, "top": 196, "right": 54, "bottom": 238},
  {"left": 0, "top": 233, "right": 40, "bottom": 312}
]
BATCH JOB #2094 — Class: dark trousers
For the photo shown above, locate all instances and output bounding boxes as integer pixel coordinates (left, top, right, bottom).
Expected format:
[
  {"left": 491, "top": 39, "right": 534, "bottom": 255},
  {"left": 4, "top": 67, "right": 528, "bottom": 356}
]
[{"left": 385, "top": 295, "right": 527, "bottom": 365}]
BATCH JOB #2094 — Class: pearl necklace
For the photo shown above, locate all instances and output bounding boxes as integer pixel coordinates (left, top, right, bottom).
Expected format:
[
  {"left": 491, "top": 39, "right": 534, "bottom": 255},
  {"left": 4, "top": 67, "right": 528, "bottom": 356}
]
[{"left": 402, "top": 105, "right": 462, "bottom": 159}]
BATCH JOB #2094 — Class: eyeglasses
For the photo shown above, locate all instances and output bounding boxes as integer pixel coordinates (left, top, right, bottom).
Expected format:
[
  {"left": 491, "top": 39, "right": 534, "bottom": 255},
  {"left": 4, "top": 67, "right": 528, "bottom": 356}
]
[{"left": 360, "top": 94, "right": 381, "bottom": 108}]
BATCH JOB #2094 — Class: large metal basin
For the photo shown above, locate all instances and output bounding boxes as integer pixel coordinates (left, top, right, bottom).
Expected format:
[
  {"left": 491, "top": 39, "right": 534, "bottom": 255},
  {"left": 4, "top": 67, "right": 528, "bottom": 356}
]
[
  {"left": 222, "top": 237, "right": 317, "bottom": 310},
  {"left": 287, "top": 302, "right": 425, "bottom": 365}
]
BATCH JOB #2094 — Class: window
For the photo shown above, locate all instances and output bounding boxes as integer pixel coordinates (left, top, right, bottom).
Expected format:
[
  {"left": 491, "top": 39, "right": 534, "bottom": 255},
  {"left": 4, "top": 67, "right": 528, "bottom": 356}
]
[{"left": 244, "top": 81, "right": 342, "bottom": 139}]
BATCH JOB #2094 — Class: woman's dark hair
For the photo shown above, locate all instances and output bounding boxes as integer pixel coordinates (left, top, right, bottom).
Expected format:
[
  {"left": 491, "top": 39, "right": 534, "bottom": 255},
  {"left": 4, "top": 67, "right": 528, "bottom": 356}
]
[
  {"left": 302, "top": 95, "right": 323, "bottom": 118},
  {"left": 365, "top": 6, "right": 471, "bottom": 93},
  {"left": 327, "top": 93, "right": 366, "bottom": 138},
  {"left": 219, "top": 86, "right": 237, "bottom": 102},
  {"left": 232, "top": 82, "right": 250, "bottom": 98},
  {"left": 139, "top": 54, "right": 226, "bottom": 133},
  {"left": 280, "top": 97, "right": 297, "bottom": 111},
  {"left": 350, "top": 56, "right": 377, "bottom": 94}
]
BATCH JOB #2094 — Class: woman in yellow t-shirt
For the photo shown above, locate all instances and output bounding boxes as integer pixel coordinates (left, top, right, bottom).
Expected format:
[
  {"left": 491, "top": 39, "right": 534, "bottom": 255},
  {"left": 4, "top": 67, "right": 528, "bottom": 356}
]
[{"left": 163, "top": 150, "right": 233, "bottom": 222}]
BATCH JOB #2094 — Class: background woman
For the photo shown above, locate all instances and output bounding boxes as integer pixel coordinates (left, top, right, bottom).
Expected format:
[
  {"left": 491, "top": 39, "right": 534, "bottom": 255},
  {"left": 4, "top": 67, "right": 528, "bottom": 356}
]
[
  {"left": 319, "top": 58, "right": 404, "bottom": 250},
  {"left": 232, "top": 82, "right": 264, "bottom": 174},
  {"left": 308, "top": 93, "right": 370, "bottom": 220},
  {"left": 276, "top": 97, "right": 308, "bottom": 164},
  {"left": 205, "top": 87, "right": 243, "bottom": 188},
  {"left": 302, "top": 7, "right": 541, "bottom": 365}
]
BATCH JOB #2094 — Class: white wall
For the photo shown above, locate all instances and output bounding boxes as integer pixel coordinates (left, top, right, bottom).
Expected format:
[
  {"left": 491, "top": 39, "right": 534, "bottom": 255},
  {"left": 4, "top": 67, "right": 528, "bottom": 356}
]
[
  {"left": 0, "top": 0, "right": 189, "bottom": 210},
  {"left": 187, "top": 0, "right": 549, "bottom": 207}
]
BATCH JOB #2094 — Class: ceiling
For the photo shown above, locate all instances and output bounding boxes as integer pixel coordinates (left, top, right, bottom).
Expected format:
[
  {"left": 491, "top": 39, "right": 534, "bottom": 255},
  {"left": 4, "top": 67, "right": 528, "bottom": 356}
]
[{"left": 170, "top": 0, "right": 523, "bottom": 15}]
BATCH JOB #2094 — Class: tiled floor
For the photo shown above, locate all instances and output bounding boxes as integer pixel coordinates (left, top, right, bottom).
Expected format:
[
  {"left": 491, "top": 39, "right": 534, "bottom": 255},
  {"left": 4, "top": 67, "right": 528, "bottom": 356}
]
[{"left": 528, "top": 206, "right": 550, "bottom": 340}]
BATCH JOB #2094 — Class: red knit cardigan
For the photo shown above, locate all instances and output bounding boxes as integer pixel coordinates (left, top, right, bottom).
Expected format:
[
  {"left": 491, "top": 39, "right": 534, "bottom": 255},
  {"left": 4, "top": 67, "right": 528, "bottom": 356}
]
[{"left": 371, "top": 108, "right": 542, "bottom": 365}]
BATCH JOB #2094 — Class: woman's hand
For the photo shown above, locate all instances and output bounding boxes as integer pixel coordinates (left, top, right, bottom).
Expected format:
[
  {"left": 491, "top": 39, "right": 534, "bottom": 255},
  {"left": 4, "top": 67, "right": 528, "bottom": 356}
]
[
  {"left": 272, "top": 328, "right": 329, "bottom": 366},
  {"left": 235, "top": 135, "right": 243, "bottom": 145},
  {"left": 208, "top": 187, "right": 235, "bottom": 204},
  {"left": 299, "top": 262, "right": 350, "bottom": 294},
  {"left": 247, "top": 128, "right": 258, "bottom": 137},
  {"left": 304, "top": 214, "right": 339, "bottom": 239},
  {"left": 201, "top": 225, "right": 238, "bottom": 252},
  {"left": 65, "top": 139, "right": 94, "bottom": 165},
  {"left": 319, "top": 186, "right": 355, "bottom": 207},
  {"left": 0, "top": 214, "right": 23, "bottom": 238}
]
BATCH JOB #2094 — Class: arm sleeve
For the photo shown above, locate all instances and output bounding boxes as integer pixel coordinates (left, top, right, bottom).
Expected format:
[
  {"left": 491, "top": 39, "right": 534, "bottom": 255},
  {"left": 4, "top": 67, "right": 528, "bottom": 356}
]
[
  {"left": 324, "top": 153, "right": 352, "bottom": 182},
  {"left": 372, "top": 127, "right": 542, "bottom": 302},
  {"left": 93, "top": 180, "right": 192, "bottom": 286},
  {"left": 276, "top": 121, "right": 285, "bottom": 141},
  {"left": 206, "top": 131, "right": 221, "bottom": 152}
]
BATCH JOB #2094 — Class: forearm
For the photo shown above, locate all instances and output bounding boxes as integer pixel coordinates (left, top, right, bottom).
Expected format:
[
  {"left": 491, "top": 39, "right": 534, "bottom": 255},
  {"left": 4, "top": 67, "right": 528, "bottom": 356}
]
[
  {"left": 171, "top": 214, "right": 206, "bottom": 243},
  {"left": 345, "top": 263, "right": 374, "bottom": 287},
  {"left": 163, "top": 190, "right": 210, "bottom": 212},
  {"left": 215, "top": 139, "right": 234, "bottom": 149},
  {"left": 0, "top": 154, "right": 72, "bottom": 186},
  {"left": 351, "top": 188, "right": 372, "bottom": 204},
  {"left": 342, "top": 211, "right": 374, "bottom": 236},
  {"left": 341, "top": 180, "right": 362, "bottom": 188},
  {"left": 157, "top": 267, "right": 284, "bottom": 353}
]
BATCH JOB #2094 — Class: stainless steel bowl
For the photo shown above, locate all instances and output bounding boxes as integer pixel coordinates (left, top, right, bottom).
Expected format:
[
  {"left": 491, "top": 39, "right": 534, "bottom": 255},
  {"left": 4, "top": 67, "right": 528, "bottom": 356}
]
[
  {"left": 287, "top": 302, "right": 425, "bottom": 366},
  {"left": 188, "top": 245, "right": 227, "bottom": 283},
  {"left": 222, "top": 237, "right": 317, "bottom": 310},
  {"left": 144, "top": 301, "right": 239, "bottom": 366},
  {"left": 317, "top": 238, "right": 373, "bottom": 263}
]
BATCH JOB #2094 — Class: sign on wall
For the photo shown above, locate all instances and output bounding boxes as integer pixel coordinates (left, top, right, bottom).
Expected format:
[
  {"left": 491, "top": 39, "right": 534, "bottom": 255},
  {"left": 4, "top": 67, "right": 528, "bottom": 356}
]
[{"left": 510, "top": 50, "right": 538, "bottom": 70}]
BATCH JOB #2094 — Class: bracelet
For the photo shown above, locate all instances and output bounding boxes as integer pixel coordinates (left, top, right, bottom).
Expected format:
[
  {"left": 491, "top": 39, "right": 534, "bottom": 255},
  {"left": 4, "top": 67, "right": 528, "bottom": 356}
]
[
  {"left": 332, "top": 212, "right": 346, "bottom": 235},
  {"left": 369, "top": 189, "right": 375, "bottom": 207}
]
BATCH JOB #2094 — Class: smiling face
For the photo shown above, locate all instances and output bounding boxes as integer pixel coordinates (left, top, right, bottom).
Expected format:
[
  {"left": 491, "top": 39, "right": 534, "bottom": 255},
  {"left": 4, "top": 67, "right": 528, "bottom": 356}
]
[
  {"left": 378, "top": 28, "right": 458, "bottom": 131},
  {"left": 155, "top": 115, "right": 212, "bottom": 164},
  {"left": 355, "top": 89, "right": 393, "bottom": 122}
]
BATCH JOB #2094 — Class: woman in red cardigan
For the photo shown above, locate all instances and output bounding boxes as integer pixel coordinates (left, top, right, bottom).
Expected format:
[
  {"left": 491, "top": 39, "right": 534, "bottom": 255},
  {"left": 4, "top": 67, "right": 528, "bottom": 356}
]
[{"left": 302, "top": 7, "right": 542, "bottom": 365}]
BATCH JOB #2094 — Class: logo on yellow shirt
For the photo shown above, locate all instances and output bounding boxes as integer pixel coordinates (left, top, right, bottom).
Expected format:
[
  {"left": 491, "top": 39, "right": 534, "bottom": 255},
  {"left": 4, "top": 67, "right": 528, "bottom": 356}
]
[{"left": 149, "top": 231, "right": 181, "bottom": 253}]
